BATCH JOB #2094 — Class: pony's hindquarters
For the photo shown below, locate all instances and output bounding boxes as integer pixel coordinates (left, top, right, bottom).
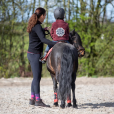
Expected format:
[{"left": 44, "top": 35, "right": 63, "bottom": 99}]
[{"left": 57, "top": 46, "right": 73, "bottom": 102}]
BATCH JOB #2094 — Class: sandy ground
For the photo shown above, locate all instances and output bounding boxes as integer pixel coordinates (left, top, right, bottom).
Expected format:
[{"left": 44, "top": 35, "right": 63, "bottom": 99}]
[{"left": 0, "top": 77, "right": 114, "bottom": 114}]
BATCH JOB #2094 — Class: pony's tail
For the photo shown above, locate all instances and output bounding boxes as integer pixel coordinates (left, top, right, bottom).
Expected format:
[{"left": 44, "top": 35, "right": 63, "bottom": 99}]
[{"left": 58, "top": 46, "right": 73, "bottom": 101}]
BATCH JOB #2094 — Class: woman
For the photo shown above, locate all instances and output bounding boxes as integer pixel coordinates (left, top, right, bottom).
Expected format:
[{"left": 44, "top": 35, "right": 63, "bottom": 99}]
[{"left": 27, "top": 7, "right": 56, "bottom": 107}]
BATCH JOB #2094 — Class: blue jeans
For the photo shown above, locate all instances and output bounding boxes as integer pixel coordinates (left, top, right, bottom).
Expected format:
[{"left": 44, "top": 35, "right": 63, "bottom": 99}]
[{"left": 45, "top": 40, "right": 69, "bottom": 52}]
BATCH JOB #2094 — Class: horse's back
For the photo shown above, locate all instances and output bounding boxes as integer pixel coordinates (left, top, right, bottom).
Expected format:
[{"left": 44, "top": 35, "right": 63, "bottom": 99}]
[
  {"left": 52, "top": 43, "right": 78, "bottom": 60},
  {"left": 47, "top": 43, "right": 78, "bottom": 74}
]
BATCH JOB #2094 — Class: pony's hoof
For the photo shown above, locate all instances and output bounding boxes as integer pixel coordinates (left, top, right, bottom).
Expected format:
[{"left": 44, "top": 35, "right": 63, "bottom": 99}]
[
  {"left": 67, "top": 103, "right": 72, "bottom": 107},
  {"left": 53, "top": 102, "right": 58, "bottom": 107},
  {"left": 73, "top": 104, "right": 78, "bottom": 108},
  {"left": 60, "top": 104, "right": 65, "bottom": 109}
]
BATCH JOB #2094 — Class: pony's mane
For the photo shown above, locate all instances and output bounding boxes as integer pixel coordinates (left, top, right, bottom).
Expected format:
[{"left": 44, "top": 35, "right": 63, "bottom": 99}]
[{"left": 69, "top": 30, "right": 82, "bottom": 46}]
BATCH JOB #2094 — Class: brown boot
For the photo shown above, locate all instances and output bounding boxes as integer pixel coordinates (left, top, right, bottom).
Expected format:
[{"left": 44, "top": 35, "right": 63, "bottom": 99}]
[
  {"left": 29, "top": 99, "right": 35, "bottom": 105},
  {"left": 35, "top": 99, "right": 50, "bottom": 107}
]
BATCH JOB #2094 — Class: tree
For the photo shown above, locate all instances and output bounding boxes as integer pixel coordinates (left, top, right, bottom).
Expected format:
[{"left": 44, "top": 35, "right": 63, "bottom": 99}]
[{"left": 69, "top": 0, "right": 114, "bottom": 76}]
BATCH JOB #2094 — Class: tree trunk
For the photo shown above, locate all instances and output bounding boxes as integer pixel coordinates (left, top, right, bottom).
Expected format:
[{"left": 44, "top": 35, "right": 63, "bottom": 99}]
[
  {"left": 44, "top": 0, "right": 48, "bottom": 25},
  {"left": 39, "top": 0, "right": 40, "bottom": 6},
  {"left": 68, "top": 0, "right": 70, "bottom": 21},
  {"left": 32, "top": 0, "right": 36, "bottom": 13},
  {"left": 63, "top": 0, "right": 66, "bottom": 20}
]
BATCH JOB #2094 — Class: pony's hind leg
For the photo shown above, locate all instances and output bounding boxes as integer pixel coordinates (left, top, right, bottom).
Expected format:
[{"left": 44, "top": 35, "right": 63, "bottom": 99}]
[
  {"left": 71, "top": 73, "right": 77, "bottom": 108},
  {"left": 51, "top": 73, "right": 58, "bottom": 107},
  {"left": 60, "top": 100, "right": 65, "bottom": 109},
  {"left": 67, "top": 94, "right": 72, "bottom": 107}
]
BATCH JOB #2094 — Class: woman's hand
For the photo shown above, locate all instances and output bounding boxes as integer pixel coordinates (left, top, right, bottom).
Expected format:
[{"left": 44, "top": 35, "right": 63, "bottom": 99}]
[
  {"left": 44, "top": 26, "right": 51, "bottom": 31},
  {"left": 44, "top": 27, "right": 51, "bottom": 35}
]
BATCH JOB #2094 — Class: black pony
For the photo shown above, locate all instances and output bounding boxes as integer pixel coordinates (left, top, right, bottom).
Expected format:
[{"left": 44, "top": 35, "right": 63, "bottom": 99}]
[{"left": 46, "top": 29, "right": 85, "bottom": 108}]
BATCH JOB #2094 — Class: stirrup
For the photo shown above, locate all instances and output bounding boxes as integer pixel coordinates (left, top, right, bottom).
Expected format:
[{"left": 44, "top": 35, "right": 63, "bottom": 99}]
[{"left": 39, "top": 57, "right": 46, "bottom": 63}]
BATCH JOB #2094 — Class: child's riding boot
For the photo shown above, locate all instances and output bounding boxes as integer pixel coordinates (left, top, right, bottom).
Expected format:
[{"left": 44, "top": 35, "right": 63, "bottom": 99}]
[{"left": 39, "top": 51, "right": 48, "bottom": 64}]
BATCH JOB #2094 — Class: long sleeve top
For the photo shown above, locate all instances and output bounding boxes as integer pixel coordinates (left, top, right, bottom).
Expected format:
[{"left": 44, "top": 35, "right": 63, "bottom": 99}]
[
  {"left": 50, "top": 19, "right": 69, "bottom": 41},
  {"left": 28, "top": 21, "right": 56, "bottom": 53}
]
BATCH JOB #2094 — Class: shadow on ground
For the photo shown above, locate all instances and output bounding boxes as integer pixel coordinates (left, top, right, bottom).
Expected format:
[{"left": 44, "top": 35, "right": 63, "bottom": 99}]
[{"left": 79, "top": 102, "right": 114, "bottom": 109}]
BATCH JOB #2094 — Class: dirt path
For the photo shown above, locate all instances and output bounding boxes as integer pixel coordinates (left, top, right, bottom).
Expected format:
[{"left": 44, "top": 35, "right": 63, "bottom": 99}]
[{"left": 0, "top": 77, "right": 114, "bottom": 114}]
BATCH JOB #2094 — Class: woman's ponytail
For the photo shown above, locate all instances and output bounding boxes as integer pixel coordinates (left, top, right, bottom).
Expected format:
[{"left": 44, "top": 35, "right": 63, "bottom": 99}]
[
  {"left": 27, "top": 7, "right": 46, "bottom": 33},
  {"left": 27, "top": 13, "right": 37, "bottom": 33}
]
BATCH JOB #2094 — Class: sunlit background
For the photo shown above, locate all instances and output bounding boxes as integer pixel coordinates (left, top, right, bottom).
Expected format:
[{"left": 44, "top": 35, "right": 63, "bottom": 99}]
[{"left": 0, "top": 0, "right": 114, "bottom": 78}]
